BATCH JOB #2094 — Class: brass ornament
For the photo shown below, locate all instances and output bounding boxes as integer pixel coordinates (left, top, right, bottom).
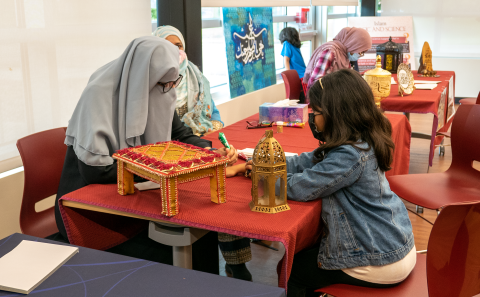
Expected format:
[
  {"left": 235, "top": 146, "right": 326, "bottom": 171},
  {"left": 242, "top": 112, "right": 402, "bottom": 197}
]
[
  {"left": 418, "top": 42, "right": 439, "bottom": 77},
  {"left": 250, "top": 130, "right": 290, "bottom": 214},
  {"left": 363, "top": 55, "right": 392, "bottom": 110},
  {"left": 397, "top": 63, "right": 415, "bottom": 97}
]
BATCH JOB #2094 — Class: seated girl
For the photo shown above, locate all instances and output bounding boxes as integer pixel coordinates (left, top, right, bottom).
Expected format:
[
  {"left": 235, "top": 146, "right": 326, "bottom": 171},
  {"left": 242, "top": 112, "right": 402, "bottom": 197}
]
[
  {"left": 153, "top": 26, "right": 224, "bottom": 135},
  {"left": 282, "top": 68, "right": 416, "bottom": 296}
]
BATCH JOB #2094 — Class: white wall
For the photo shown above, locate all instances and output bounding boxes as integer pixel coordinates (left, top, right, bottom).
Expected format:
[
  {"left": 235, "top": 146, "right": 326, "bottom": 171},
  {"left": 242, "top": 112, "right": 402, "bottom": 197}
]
[
  {"left": 382, "top": 0, "right": 480, "bottom": 97},
  {"left": 427, "top": 57, "right": 480, "bottom": 98}
]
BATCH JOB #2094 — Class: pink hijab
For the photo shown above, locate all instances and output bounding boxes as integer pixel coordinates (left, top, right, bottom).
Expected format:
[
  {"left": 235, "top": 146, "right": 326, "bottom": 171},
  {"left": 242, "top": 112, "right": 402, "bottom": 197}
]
[{"left": 303, "top": 27, "right": 372, "bottom": 85}]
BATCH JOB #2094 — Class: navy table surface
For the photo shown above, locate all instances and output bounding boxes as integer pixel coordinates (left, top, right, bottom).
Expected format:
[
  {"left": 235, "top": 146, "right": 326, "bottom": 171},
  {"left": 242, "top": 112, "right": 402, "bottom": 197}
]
[{"left": 0, "top": 234, "right": 286, "bottom": 297}]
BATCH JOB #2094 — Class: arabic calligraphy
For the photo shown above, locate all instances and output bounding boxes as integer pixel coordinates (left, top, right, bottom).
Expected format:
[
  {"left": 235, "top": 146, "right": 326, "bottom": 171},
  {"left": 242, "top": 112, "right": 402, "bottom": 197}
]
[{"left": 233, "top": 13, "right": 267, "bottom": 64}]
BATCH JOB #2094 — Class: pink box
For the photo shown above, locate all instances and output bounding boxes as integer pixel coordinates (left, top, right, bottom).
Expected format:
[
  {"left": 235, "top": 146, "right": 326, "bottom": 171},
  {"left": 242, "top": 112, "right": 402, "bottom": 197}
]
[{"left": 259, "top": 103, "right": 309, "bottom": 123}]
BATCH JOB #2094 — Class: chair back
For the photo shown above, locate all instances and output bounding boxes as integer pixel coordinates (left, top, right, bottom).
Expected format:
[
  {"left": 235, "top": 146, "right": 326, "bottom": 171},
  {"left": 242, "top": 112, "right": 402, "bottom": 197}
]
[
  {"left": 477, "top": 91, "right": 480, "bottom": 104},
  {"left": 427, "top": 201, "right": 480, "bottom": 297},
  {"left": 16, "top": 127, "right": 67, "bottom": 237},
  {"left": 281, "top": 70, "right": 301, "bottom": 99},
  {"left": 449, "top": 104, "right": 480, "bottom": 172}
]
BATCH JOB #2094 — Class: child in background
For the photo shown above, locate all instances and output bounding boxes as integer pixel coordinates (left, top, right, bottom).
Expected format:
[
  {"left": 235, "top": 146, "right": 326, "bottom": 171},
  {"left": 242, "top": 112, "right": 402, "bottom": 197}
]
[
  {"left": 279, "top": 27, "right": 307, "bottom": 78},
  {"left": 280, "top": 27, "right": 307, "bottom": 103},
  {"left": 280, "top": 69, "right": 415, "bottom": 296}
]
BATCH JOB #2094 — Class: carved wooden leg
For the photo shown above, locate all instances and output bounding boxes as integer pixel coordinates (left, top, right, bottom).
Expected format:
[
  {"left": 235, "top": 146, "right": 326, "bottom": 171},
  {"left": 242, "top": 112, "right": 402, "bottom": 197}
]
[
  {"left": 210, "top": 165, "right": 227, "bottom": 204},
  {"left": 161, "top": 177, "right": 179, "bottom": 216},
  {"left": 117, "top": 160, "right": 134, "bottom": 195}
]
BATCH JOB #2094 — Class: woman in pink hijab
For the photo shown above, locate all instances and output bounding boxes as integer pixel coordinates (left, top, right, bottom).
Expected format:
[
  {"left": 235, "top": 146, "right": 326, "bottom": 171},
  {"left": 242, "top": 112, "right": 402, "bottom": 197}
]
[{"left": 303, "top": 27, "right": 372, "bottom": 91}]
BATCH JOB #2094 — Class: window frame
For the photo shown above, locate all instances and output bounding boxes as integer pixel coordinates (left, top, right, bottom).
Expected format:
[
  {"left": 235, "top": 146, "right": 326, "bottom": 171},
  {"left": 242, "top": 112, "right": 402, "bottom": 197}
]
[{"left": 321, "top": 5, "right": 359, "bottom": 44}]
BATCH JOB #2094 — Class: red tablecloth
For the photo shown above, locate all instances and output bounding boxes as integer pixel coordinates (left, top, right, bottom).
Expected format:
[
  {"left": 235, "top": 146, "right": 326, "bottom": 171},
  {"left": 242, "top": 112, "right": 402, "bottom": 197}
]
[
  {"left": 60, "top": 183, "right": 322, "bottom": 289},
  {"left": 59, "top": 113, "right": 410, "bottom": 289},
  {"left": 381, "top": 71, "right": 455, "bottom": 166},
  {"left": 204, "top": 113, "right": 411, "bottom": 177}
]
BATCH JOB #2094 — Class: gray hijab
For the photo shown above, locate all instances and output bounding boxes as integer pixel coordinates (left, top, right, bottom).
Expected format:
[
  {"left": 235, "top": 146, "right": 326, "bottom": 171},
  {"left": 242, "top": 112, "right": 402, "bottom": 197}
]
[{"left": 65, "top": 36, "right": 180, "bottom": 166}]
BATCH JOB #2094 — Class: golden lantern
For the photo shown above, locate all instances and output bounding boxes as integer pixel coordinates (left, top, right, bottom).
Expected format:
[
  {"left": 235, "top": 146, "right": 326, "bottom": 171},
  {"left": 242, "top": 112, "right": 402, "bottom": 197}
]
[
  {"left": 250, "top": 130, "right": 290, "bottom": 214},
  {"left": 364, "top": 55, "right": 392, "bottom": 110}
]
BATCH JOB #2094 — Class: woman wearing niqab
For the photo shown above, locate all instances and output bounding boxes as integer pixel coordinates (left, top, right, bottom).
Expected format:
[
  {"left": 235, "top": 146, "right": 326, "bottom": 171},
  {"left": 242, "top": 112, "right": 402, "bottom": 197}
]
[{"left": 50, "top": 36, "right": 233, "bottom": 274}]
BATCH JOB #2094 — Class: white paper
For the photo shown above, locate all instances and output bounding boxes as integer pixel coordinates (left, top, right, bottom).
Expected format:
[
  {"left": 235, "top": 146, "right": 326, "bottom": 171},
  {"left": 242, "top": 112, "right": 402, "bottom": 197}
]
[
  {"left": 238, "top": 148, "right": 298, "bottom": 158},
  {"left": 134, "top": 181, "right": 160, "bottom": 191},
  {"left": 391, "top": 77, "right": 397, "bottom": 84},
  {"left": 272, "top": 99, "right": 299, "bottom": 107},
  {"left": 414, "top": 80, "right": 441, "bottom": 84},
  {"left": 0, "top": 240, "right": 78, "bottom": 294},
  {"left": 414, "top": 84, "right": 438, "bottom": 90}
]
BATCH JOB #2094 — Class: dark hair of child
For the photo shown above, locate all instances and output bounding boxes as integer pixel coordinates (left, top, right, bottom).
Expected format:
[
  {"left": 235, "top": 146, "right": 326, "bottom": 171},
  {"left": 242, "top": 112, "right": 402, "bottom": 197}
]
[
  {"left": 279, "top": 27, "right": 302, "bottom": 48},
  {"left": 308, "top": 68, "right": 395, "bottom": 172}
]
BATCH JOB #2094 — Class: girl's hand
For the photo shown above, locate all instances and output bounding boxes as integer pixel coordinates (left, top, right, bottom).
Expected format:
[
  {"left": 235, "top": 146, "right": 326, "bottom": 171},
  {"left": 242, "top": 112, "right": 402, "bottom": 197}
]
[
  {"left": 225, "top": 163, "right": 246, "bottom": 177},
  {"left": 244, "top": 160, "right": 253, "bottom": 178}
]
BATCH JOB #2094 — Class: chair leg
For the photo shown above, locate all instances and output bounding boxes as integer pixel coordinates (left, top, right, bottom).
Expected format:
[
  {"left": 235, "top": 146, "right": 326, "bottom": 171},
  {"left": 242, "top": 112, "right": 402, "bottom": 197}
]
[
  {"left": 416, "top": 205, "right": 424, "bottom": 213},
  {"left": 438, "top": 138, "right": 445, "bottom": 156},
  {"left": 439, "top": 145, "right": 445, "bottom": 156}
]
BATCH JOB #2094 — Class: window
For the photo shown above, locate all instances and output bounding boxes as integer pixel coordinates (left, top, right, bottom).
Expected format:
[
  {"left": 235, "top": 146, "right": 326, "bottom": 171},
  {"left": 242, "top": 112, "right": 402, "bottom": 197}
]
[
  {"left": 202, "top": 27, "right": 228, "bottom": 88},
  {"left": 326, "top": 6, "right": 359, "bottom": 41},
  {"left": 0, "top": 0, "right": 150, "bottom": 168},
  {"left": 201, "top": 6, "right": 316, "bottom": 90},
  {"left": 151, "top": 0, "right": 157, "bottom": 32}
]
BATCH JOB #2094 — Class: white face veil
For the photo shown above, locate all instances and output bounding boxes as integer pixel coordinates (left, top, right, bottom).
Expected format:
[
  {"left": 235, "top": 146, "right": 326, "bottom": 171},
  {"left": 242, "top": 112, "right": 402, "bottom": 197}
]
[{"left": 65, "top": 36, "right": 180, "bottom": 166}]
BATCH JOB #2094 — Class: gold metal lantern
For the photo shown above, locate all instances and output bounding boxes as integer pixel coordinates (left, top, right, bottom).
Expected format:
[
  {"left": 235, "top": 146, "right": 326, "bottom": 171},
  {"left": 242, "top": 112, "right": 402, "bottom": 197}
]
[
  {"left": 364, "top": 55, "right": 392, "bottom": 110},
  {"left": 250, "top": 130, "right": 290, "bottom": 214}
]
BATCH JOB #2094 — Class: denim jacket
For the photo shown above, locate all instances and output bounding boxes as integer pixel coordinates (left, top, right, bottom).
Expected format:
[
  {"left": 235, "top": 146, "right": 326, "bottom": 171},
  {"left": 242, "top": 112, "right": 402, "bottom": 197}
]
[{"left": 278, "top": 143, "right": 414, "bottom": 270}]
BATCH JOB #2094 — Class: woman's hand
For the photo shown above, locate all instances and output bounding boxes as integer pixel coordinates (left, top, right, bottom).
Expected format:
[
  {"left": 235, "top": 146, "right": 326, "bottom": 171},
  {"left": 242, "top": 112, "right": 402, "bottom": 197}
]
[
  {"left": 216, "top": 145, "right": 238, "bottom": 166},
  {"left": 225, "top": 163, "right": 244, "bottom": 177},
  {"left": 203, "top": 128, "right": 214, "bottom": 136}
]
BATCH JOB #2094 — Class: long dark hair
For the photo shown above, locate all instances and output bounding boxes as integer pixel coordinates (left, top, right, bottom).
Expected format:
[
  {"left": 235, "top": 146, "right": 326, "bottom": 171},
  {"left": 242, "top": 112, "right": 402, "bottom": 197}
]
[
  {"left": 308, "top": 69, "right": 395, "bottom": 172},
  {"left": 279, "top": 27, "right": 302, "bottom": 48}
]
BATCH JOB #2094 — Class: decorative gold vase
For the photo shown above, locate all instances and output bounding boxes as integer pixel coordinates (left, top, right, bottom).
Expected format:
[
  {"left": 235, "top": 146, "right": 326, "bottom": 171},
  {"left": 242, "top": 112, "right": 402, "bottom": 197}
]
[{"left": 364, "top": 55, "right": 392, "bottom": 110}]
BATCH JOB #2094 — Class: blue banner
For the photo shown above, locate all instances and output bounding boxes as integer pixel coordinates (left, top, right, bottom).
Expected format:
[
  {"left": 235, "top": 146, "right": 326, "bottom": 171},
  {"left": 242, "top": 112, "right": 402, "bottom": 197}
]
[{"left": 222, "top": 7, "right": 276, "bottom": 99}]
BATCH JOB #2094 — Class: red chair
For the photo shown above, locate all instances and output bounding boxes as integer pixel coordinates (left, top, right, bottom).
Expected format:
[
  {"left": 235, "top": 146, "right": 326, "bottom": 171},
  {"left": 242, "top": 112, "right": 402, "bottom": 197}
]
[
  {"left": 316, "top": 201, "right": 480, "bottom": 297},
  {"left": 458, "top": 91, "right": 480, "bottom": 105},
  {"left": 436, "top": 91, "right": 479, "bottom": 156},
  {"left": 387, "top": 104, "right": 480, "bottom": 211},
  {"left": 16, "top": 127, "right": 67, "bottom": 237},
  {"left": 281, "top": 70, "right": 302, "bottom": 100}
]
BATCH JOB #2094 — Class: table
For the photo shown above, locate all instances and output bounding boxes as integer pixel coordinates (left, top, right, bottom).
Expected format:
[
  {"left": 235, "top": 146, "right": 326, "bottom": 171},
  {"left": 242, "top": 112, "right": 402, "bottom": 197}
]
[
  {"left": 381, "top": 71, "right": 455, "bottom": 166},
  {"left": 0, "top": 233, "right": 286, "bottom": 297},
  {"left": 203, "top": 113, "right": 411, "bottom": 177},
  {"left": 59, "top": 112, "right": 410, "bottom": 289}
]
